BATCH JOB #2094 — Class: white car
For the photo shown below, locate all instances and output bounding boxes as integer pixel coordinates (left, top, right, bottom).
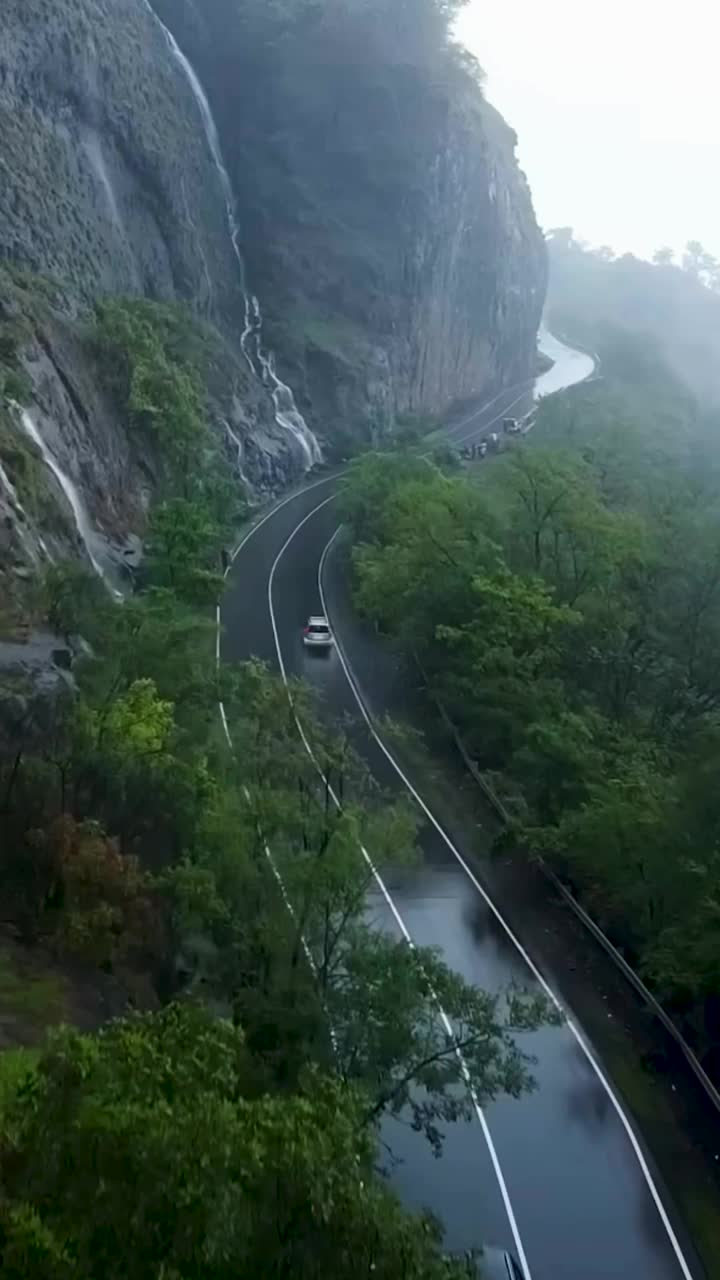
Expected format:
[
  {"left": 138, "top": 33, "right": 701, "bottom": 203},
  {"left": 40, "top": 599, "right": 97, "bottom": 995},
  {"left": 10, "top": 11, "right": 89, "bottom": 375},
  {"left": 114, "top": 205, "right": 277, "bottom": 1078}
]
[{"left": 303, "top": 615, "right": 334, "bottom": 648}]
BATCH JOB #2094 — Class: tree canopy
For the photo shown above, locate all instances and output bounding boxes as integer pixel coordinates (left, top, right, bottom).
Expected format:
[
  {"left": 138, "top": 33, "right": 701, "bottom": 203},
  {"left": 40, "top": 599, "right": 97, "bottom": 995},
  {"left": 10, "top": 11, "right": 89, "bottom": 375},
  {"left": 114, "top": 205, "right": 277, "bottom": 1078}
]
[
  {"left": 0, "top": 1005, "right": 481, "bottom": 1280},
  {"left": 340, "top": 335, "right": 720, "bottom": 1074},
  {"left": 0, "top": 299, "right": 543, "bottom": 1276}
]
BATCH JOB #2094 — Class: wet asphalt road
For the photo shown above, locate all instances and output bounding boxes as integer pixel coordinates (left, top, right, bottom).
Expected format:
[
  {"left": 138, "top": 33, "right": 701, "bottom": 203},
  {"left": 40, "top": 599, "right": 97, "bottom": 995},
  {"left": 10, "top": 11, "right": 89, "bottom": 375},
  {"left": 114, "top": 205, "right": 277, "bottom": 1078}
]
[{"left": 221, "top": 366, "right": 699, "bottom": 1280}]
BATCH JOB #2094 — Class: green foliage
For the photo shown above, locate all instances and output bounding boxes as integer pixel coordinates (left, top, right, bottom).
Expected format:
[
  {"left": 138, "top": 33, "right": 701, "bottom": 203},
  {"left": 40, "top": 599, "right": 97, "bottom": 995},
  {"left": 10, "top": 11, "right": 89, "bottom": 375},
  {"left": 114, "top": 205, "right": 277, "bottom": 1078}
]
[
  {"left": 0, "top": 1050, "right": 39, "bottom": 1122},
  {"left": 92, "top": 298, "right": 244, "bottom": 590},
  {"left": 0, "top": 1005, "right": 479, "bottom": 1280},
  {"left": 94, "top": 299, "right": 208, "bottom": 467},
  {"left": 326, "top": 927, "right": 548, "bottom": 1149},
  {"left": 91, "top": 678, "right": 174, "bottom": 760},
  {"left": 0, "top": 280, "right": 548, "bottom": 1271},
  {"left": 0, "top": 483, "right": 543, "bottom": 1264},
  {"left": 44, "top": 562, "right": 111, "bottom": 643},
  {"left": 341, "top": 349, "right": 720, "bottom": 1058},
  {"left": 145, "top": 498, "right": 224, "bottom": 604}
]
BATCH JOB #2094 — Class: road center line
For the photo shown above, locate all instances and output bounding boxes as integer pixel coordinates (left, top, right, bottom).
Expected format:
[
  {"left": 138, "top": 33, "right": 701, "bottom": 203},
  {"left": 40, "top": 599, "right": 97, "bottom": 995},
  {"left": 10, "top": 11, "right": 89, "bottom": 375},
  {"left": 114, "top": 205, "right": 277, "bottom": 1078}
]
[{"left": 441, "top": 377, "right": 534, "bottom": 441}]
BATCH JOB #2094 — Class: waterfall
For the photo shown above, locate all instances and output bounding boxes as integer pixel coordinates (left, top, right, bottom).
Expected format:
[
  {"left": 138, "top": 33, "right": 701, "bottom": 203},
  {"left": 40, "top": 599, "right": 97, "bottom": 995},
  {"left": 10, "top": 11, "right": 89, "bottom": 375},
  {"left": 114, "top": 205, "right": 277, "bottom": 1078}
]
[
  {"left": 0, "top": 458, "right": 22, "bottom": 512},
  {"left": 17, "top": 409, "right": 107, "bottom": 582},
  {"left": 84, "top": 133, "right": 124, "bottom": 238},
  {"left": 223, "top": 421, "right": 251, "bottom": 489},
  {"left": 146, "top": 2, "right": 322, "bottom": 469},
  {"left": 245, "top": 297, "right": 322, "bottom": 468}
]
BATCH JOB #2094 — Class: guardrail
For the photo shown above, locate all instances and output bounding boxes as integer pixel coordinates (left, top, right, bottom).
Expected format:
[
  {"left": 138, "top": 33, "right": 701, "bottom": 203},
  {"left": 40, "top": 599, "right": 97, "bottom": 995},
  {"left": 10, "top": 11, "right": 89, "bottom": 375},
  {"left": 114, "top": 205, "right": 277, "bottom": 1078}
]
[{"left": 418, "top": 657, "right": 720, "bottom": 1116}]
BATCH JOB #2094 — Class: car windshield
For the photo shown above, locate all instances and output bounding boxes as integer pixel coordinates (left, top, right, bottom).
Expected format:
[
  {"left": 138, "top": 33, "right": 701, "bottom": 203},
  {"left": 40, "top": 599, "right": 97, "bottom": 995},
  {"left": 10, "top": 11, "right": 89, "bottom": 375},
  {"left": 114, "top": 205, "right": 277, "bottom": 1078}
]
[{"left": 309, "top": 624, "right": 329, "bottom": 634}]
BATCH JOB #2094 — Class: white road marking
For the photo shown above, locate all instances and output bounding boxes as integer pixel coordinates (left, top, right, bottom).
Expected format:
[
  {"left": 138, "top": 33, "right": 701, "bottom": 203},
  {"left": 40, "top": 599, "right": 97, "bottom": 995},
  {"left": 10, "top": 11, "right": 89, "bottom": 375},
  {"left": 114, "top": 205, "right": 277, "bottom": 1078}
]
[
  {"left": 318, "top": 522, "right": 696, "bottom": 1280},
  {"left": 450, "top": 387, "right": 535, "bottom": 448},
  {"left": 441, "top": 377, "right": 534, "bottom": 441},
  {"left": 228, "top": 470, "right": 343, "bottom": 570},
  {"left": 267, "top": 495, "right": 534, "bottom": 1280}
]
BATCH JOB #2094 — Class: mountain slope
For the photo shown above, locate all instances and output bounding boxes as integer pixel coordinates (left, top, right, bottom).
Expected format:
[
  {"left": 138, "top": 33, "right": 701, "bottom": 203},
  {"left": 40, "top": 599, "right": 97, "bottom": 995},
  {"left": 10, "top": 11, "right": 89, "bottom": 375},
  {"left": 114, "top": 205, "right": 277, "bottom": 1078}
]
[
  {"left": 0, "top": 0, "right": 546, "bottom": 641},
  {"left": 546, "top": 231, "right": 720, "bottom": 408},
  {"left": 152, "top": 0, "right": 547, "bottom": 445},
  {"left": 0, "top": 0, "right": 237, "bottom": 314}
]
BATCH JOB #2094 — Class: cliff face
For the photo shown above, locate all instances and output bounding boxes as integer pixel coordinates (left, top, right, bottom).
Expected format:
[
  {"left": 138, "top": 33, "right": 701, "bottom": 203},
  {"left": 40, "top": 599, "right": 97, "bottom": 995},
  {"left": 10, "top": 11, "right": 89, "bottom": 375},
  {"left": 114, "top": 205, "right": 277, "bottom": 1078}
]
[
  {"left": 398, "top": 100, "right": 544, "bottom": 414},
  {"left": 0, "top": 0, "right": 546, "bottom": 643},
  {"left": 0, "top": 0, "right": 314, "bottom": 538},
  {"left": 0, "top": 0, "right": 236, "bottom": 313},
  {"left": 152, "top": 0, "right": 546, "bottom": 444}
]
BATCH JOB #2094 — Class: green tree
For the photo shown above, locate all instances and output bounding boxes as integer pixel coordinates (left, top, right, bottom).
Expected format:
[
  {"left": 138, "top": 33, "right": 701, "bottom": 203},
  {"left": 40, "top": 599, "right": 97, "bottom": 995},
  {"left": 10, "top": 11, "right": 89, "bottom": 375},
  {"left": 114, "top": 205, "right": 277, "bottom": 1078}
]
[
  {"left": 44, "top": 563, "right": 109, "bottom": 646},
  {"left": 210, "top": 663, "right": 551, "bottom": 1132},
  {"left": 98, "top": 679, "right": 174, "bottom": 757},
  {"left": 0, "top": 1005, "right": 480, "bottom": 1280},
  {"left": 145, "top": 498, "right": 224, "bottom": 604},
  {"left": 94, "top": 299, "right": 208, "bottom": 470},
  {"left": 490, "top": 447, "right": 624, "bottom": 599},
  {"left": 435, "top": 567, "right": 576, "bottom": 764},
  {"left": 49, "top": 816, "right": 157, "bottom": 969},
  {"left": 535, "top": 759, "right": 678, "bottom": 947}
]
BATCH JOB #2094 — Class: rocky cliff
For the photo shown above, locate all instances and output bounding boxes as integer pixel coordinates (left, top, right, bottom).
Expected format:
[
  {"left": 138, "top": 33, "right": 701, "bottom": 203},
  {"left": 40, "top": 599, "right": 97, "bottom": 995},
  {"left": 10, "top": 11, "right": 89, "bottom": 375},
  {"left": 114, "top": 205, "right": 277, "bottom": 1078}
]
[
  {"left": 0, "top": 0, "right": 546, "bottom": 643},
  {"left": 0, "top": 0, "right": 237, "bottom": 314},
  {"left": 152, "top": 0, "right": 546, "bottom": 445},
  {"left": 0, "top": 0, "right": 325, "bottom": 638}
]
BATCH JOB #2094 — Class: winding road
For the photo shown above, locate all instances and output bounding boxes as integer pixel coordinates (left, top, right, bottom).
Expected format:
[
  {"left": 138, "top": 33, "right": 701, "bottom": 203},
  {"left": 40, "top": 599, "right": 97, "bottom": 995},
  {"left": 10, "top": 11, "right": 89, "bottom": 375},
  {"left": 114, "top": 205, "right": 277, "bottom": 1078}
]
[{"left": 221, "top": 337, "right": 700, "bottom": 1280}]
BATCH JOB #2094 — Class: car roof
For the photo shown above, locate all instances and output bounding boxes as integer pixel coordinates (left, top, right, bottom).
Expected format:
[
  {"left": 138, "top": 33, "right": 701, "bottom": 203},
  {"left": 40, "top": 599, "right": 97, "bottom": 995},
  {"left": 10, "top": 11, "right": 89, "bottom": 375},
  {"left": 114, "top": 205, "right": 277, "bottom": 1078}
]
[{"left": 308, "top": 616, "right": 330, "bottom": 626}]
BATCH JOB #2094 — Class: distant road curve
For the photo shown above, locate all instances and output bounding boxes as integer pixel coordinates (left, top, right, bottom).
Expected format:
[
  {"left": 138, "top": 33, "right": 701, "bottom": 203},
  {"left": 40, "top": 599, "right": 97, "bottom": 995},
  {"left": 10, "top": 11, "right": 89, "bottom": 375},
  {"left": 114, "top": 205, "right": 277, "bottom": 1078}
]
[{"left": 535, "top": 327, "right": 595, "bottom": 398}]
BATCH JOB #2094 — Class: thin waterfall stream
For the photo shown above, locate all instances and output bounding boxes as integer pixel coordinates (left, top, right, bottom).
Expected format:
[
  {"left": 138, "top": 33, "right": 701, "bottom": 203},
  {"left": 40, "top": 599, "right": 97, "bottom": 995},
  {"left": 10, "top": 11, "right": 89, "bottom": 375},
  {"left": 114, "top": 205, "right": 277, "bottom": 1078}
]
[
  {"left": 16, "top": 408, "right": 108, "bottom": 583},
  {"left": 146, "top": 2, "right": 322, "bottom": 470}
]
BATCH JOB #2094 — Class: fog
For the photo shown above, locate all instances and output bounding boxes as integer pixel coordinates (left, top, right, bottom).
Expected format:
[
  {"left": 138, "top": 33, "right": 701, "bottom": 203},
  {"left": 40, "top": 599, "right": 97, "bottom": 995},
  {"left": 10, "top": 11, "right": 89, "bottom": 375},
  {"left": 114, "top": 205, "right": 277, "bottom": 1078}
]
[{"left": 457, "top": 0, "right": 720, "bottom": 262}]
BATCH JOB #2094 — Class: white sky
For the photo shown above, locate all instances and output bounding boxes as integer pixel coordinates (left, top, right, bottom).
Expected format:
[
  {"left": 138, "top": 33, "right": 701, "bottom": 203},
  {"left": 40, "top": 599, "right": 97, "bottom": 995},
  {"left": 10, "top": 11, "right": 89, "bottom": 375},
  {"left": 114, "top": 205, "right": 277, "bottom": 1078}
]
[{"left": 456, "top": 0, "right": 720, "bottom": 262}]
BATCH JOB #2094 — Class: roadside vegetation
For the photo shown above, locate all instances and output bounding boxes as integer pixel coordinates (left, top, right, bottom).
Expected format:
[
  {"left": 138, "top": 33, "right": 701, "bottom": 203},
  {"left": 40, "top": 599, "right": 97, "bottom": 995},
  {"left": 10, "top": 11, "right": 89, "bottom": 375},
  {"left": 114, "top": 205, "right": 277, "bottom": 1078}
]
[
  {"left": 340, "top": 335, "right": 720, "bottom": 1083},
  {"left": 0, "top": 298, "right": 548, "bottom": 1276}
]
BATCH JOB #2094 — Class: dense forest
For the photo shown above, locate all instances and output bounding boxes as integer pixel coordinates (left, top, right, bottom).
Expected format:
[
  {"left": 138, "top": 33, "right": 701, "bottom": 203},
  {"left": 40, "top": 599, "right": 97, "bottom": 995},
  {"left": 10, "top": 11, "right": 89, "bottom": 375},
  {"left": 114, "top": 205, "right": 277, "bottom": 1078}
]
[
  {"left": 0, "top": 297, "right": 550, "bottom": 1276},
  {"left": 546, "top": 229, "right": 720, "bottom": 407},
  {"left": 341, "top": 335, "right": 720, "bottom": 1079}
]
